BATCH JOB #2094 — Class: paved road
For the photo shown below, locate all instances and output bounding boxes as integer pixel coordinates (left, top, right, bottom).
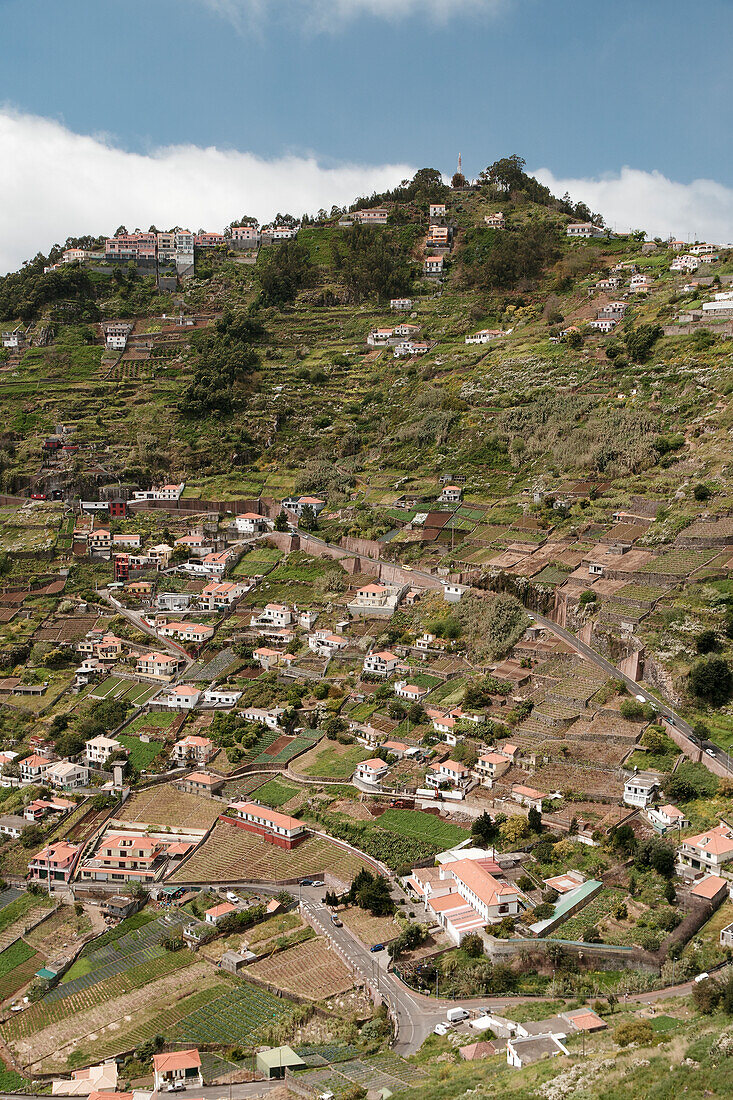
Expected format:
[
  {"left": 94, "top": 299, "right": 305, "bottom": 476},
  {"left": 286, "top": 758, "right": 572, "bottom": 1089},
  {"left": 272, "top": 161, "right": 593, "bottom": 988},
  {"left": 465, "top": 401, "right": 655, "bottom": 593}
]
[{"left": 297, "top": 886, "right": 433, "bottom": 1055}]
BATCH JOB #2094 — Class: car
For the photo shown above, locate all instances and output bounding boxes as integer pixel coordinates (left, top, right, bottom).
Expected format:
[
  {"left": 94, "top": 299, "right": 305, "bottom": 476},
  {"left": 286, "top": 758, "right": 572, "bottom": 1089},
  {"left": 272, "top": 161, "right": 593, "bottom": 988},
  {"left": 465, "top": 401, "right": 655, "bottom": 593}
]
[
  {"left": 310, "top": 879, "right": 325, "bottom": 887},
  {"left": 226, "top": 891, "right": 240, "bottom": 903},
  {"left": 167, "top": 1084, "right": 185, "bottom": 1093},
  {"left": 695, "top": 972, "right": 710, "bottom": 983},
  {"left": 370, "top": 943, "right": 385, "bottom": 952},
  {"left": 706, "top": 748, "right": 717, "bottom": 758},
  {"left": 433, "top": 1023, "right": 449, "bottom": 1036},
  {"left": 300, "top": 878, "right": 315, "bottom": 886},
  {"left": 331, "top": 915, "right": 343, "bottom": 927}
]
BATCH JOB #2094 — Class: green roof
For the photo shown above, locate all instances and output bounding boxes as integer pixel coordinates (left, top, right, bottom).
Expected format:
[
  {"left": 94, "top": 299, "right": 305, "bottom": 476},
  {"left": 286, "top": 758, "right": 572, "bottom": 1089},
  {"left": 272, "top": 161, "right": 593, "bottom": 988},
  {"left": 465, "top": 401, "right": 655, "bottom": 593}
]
[{"left": 256, "top": 1046, "right": 305, "bottom": 1071}]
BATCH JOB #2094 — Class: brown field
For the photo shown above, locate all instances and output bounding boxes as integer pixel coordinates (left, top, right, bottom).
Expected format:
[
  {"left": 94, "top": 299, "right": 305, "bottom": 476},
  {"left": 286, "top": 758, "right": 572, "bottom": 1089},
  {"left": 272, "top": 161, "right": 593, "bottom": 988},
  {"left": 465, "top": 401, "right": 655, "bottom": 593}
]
[
  {"left": 169, "top": 821, "right": 373, "bottom": 883},
  {"left": 247, "top": 937, "right": 353, "bottom": 1000},
  {"left": 23, "top": 904, "right": 92, "bottom": 955},
  {"left": 119, "top": 785, "right": 221, "bottom": 830},
  {"left": 339, "top": 906, "right": 402, "bottom": 946}
]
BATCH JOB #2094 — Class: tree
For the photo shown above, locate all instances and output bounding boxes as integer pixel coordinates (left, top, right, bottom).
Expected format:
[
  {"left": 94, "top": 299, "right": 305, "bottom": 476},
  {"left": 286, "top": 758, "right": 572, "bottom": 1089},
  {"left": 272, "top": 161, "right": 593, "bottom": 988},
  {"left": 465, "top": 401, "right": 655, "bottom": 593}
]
[
  {"left": 274, "top": 510, "right": 289, "bottom": 531},
  {"left": 483, "top": 155, "right": 528, "bottom": 193},
  {"left": 462, "top": 932, "right": 483, "bottom": 958},
  {"left": 695, "top": 629, "right": 720, "bottom": 655},
  {"left": 299, "top": 504, "right": 318, "bottom": 531},
  {"left": 693, "top": 483, "right": 711, "bottom": 501},
  {"left": 527, "top": 806, "right": 543, "bottom": 833},
  {"left": 499, "top": 815, "right": 530, "bottom": 845},
  {"left": 532, "top": 902, "right": 555, "bottom": 920},
  {"left": 451, "top": 172, "right": 467, "bottom": 189},
  {"left": 692, "top": 977, "right": 722, "bottom": 1015},
  {"left": 689, "top": 656, "right": 733, "bottom": 706},
  {"left": 623, "top": 324, "right": 663, "bottom": 364},
  {"left": 472, "top": 812, "right": 497, "bottom": 846},
  {"left": 620, "top": 698, "right": 644, "bottom": 721}
]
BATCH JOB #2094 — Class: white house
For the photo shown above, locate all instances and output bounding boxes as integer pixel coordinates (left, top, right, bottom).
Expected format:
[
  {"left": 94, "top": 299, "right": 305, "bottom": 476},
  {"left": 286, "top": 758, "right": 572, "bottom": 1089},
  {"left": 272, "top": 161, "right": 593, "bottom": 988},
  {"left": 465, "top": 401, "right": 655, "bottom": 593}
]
[
  {"left": 355, "top": 758, "right": 389, "bottom": 784},
  {"left": 423, "top": 255, "right": 443, "bottom": 276},
  {"left": 427, "top": 759, "right": 472, "bottom": 790},
  {"left": 394, "top": 340, "right": 431, "bottom": 358},
  {"left": 566, "top": 223, "right": 604, "bottom": 238},
  {"left": 242, "top": 706, "right": 284, "bottom": 730},
  {"left": 589, "top": 318, "right": 617, "bottom": 333},
  {"left": 234, "top": 512, "right": 271, "bottom": 535},
  {"left": 152, "top": 1051, "right": 203, "bottom": 1093},
  {"left": 439, "top": 484, "right": 462, "bottom": 503},
  {"left": 390, "top": 298, "right": 413, "bottom": 311},
  {"left": 157, "top": 621, "right": 214, "bottom": 644},
  {"left": 512, "top": 784, "right": 545, "bottom": 812},
  {"left": 647, "top": 803, "right": 690, "bottom": 833},
  {"left": 132, "top": 483, "right": 185, "bottom": 502},
  {"left": 172, "top": 734, "right": 215, "bottom": 764},
  {"left": 362, "top": 650, "right": 401, "bottom": 676},
  {"left": 465, "top": 329, "right": 503, "bottom": 345},
  {"left": 484, "top": 212, "right": 505, "bottom": 228},
  {"left": 254, "top": 603, "right": 293, "bottom": 628},
  {"left": 202, "top": 687, "right": 242, "bottom": 708},
  {"left": 429, "top": 203, "right": 447, "bottom": 220},
  {"left": 281, "top": 496, "right": 326, "bottom": 518},
  {"left": 367, "top": 328, "right": 394, "bottom": 347},
  {"left": 677, "top": 822, "right": 733, "bottom": 874},
  {"left": 623, "top": 771, "right": 659, "bottom": 809},
  {"left": 45, "top": 761, "right": 89, "bottom": 790},
  {"left": 394, "top": 681, "right": 428, "bottom": 702},
  {"left": 86, "top": 735, "right": 125, "bottom": 767},
  {"left": 163, "top": 685, "right": 202, "bottom": 711}
]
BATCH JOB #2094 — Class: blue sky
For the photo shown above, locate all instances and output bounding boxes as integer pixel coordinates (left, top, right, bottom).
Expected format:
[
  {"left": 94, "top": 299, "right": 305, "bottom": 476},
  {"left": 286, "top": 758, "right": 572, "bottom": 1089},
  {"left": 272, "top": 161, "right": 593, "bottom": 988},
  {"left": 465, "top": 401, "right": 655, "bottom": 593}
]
[
  {"left": 0, "top": 0, "right": 732, "bottom": 270},
  {"left": 3, "top": 0, "right": 731, "bottom": 183}
]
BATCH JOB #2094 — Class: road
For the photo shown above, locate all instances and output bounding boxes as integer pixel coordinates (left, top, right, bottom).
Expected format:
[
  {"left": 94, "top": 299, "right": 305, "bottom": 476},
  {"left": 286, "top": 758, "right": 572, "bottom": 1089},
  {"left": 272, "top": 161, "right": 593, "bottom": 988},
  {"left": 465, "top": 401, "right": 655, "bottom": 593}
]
[{"left": 0, "top": 1088, "right": 278, "bottom": 1100}]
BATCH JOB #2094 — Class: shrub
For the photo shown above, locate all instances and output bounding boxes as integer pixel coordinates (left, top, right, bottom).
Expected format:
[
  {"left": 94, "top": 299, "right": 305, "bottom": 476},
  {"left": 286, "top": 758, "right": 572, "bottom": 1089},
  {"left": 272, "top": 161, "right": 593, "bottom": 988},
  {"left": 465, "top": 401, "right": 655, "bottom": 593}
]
[
  {"left": 689, "top": 656, "right": 733, "bottom": 706},
  {"left": 620, "top": 699, "right": 644, "bottom": 721},
  {"left": 614, "top": 1019, "right": 653, "bottom": 1047},
  {"left": 696, "top": 629, "right": 720, "bottom": 655},
  {"left": 462, "top": 932, "right": 484, "bottom": 959},
  {"left": 692, "top": 977, "right": 723, "bottom": 1015}
]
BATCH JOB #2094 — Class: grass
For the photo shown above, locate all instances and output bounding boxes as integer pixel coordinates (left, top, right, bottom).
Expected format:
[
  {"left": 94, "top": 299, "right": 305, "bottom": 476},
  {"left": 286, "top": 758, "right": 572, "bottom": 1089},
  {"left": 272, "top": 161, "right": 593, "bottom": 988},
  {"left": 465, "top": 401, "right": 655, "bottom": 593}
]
[
  {"left": 0, "top": 940, "right": 41, "bottom": 1000},
  {"left": 375, "top": 807, "right": 469, "bottom": 848},
  {"left": 295, "top": 741, "right": 372, "bottom": 779},
  {"left": 116, "top": 733, "right": 166, "bottom": 769},
  {"left": 251, "top": 778, "right": 299, "bottom": 807}
]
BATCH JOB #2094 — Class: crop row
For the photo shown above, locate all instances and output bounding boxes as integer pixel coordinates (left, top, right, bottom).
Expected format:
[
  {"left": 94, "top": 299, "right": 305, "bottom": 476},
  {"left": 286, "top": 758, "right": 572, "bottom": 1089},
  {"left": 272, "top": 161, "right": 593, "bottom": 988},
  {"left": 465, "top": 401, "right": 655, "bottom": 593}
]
[
  {"left": 2, "top": 951, "right": 194, "bottom": 1039},
  {"left": 172, "top": 982, "right": 293, "bottom": 1044}
]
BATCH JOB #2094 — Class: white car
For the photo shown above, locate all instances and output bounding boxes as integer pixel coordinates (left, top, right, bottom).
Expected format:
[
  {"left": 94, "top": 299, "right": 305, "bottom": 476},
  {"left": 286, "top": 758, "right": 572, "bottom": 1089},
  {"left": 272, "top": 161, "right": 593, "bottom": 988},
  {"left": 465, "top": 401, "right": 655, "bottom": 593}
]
[
  {"left": 226, "top": 891, "right": 240, "bottom": 903},
  {"left": 434, "top": 1023, "right": 449, "bottom": 1036}
]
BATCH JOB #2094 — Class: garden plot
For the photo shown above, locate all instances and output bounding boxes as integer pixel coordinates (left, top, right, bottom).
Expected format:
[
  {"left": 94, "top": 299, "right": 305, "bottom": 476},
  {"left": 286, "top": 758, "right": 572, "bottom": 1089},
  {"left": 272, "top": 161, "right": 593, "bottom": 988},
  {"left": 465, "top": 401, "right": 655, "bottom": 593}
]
[
  {"left": 2, "top": 954, "right": 205, "bottom": 1072},
  {"left": 0, "top": 941, "right": 42, "bottom": 1002},
  {"left": 374, "top": 808, "right": 469, "bottom": 849},
  {"left": 169, "top": 821, "right": 373, "bottom": 883},
  {"left": 339, "top": 907, "right": 402, "bottom": 947},
  {"left": 171, "top": 980, "right": 295, "bottom": 1045},
  {"left": 118, "top": 785, "right": 221, "bottom": 830},
  {"left": 291, "top": 742, "right": 372, "bottom": 779},
  {"left": 90, "top": 677, "right": 157, "bottom": 705},
  {"left": 247, "top": 937, "right": 353, "bottom": 1000}
]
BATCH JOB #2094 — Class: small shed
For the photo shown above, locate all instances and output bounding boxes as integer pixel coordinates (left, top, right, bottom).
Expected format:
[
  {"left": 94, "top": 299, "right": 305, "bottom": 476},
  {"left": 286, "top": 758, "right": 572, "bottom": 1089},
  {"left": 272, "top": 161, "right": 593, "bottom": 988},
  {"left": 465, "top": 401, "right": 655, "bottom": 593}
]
[
  {"left": 221, "top": 950, "right": 254, "bottom": 974},
  {"left": 255, "top": 1046, "right": 305, "bottom": 1079}
]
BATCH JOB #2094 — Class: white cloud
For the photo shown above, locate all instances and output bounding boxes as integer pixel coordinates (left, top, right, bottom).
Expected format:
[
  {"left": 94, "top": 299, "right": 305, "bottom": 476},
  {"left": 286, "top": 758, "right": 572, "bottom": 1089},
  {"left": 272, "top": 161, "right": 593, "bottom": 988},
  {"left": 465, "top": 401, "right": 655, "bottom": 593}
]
[
  {"left": 199, "top": 0, "right": 505, "bottom": 31},
  {"left": 0, "top": 109, "right": 416, "bottom": 274},
  {"left": 534, "top": 166, "right": 733, "bottom": 244}
]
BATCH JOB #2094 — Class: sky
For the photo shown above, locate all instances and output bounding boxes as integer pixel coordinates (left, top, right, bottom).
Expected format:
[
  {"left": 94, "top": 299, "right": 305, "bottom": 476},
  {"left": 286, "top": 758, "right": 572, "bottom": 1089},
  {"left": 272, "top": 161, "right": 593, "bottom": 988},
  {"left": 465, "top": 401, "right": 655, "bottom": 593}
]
[{"left": 0, "top": 0, "right": 732, "bottom": 271}]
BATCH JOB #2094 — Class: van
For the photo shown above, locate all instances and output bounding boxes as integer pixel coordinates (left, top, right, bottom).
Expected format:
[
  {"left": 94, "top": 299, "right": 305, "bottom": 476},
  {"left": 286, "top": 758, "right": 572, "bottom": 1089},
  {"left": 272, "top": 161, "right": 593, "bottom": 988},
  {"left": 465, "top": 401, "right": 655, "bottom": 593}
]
[
  {"left": 446, "top": 1007, "right": 470, "bottom": 1024},
  {"left": 694, "top": 972, "right": 710, "bottom": 983}
]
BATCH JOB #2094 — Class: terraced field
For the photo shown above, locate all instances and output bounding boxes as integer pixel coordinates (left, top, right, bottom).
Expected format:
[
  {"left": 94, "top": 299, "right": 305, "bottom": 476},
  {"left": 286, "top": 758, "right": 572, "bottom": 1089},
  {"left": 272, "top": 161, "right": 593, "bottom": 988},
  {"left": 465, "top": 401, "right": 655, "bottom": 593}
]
[
  {"left": 169, "top": 821, "right": 373, "bottom": 883},
  {"left": 171, "top": 980, "right": 295, "bottom": 1045},
  {"left": 0, "top": 941, "right": 42, "bottom": 1002},
  {"left": 3, "top": 956, "right": 210, "bottom": 1072},
  {"left": 375, "top": 808, "right": 469, "bottom": 849},
  {"left": 118, "top": 784, "right": 221, "bottom": 829},
  {"left": 248, "top": 938, "right": 353, "bottom": 1000}
]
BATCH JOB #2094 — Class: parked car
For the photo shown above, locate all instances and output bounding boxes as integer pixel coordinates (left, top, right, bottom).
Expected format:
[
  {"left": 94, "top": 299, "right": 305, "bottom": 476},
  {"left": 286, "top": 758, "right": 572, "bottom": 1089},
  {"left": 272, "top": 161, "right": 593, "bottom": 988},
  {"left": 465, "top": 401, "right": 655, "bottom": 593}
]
[
  {"left": 226, "top": 891, "right": 240, "bottom": 903},
  {"left": 310, "top": 879, "right": 325, "bottom": 887},
  {"left": 433, "top": 1023, "right": 449, "bottom": 1036},
  {"left": 300, "top": 878, "right": 315, "bottom": 886},
  {"left": 370, "top": 943, "right": 385, "bottom": 952}
]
